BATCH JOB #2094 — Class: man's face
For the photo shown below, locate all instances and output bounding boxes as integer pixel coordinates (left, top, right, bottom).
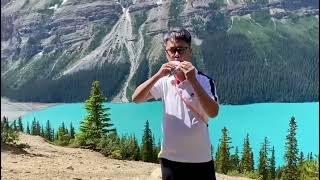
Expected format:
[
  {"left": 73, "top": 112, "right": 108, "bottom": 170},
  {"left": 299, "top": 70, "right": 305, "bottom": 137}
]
[{"left": 164, "top": 39, "right": 192, "bottom": 62}]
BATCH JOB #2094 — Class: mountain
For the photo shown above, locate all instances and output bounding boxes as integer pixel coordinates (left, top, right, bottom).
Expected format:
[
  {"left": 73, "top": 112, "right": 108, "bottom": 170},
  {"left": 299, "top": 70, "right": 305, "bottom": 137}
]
[{"left": 1, "top": 0, "right": 319, "bottom": 104}]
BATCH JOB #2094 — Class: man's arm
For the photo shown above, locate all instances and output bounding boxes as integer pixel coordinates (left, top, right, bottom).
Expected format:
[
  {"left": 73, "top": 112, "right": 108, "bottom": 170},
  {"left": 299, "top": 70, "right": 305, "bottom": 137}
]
[
  {"left": 131, "top": 73, "right": 162, "bottom": 103},
  {"left": 179, "top": 61, "right": 219, "bottom": 118},
  {"left": 132, "top": 62, "right": 175, "bottom": 103},
  {"left": 189, "top": 79, "right": 219, "bottom": 118}
]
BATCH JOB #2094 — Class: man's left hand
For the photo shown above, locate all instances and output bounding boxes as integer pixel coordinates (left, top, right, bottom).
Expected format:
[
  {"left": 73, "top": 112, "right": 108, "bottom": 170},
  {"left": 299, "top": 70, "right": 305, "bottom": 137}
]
[{"left": 180, "top": 61, "right": 196, "bottom": 82}]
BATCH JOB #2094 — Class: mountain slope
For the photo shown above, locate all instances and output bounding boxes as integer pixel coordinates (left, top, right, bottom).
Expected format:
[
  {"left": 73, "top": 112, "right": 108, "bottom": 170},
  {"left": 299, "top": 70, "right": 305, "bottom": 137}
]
[{"left": 1, "top": 0, "right": 319, "bottom": 104}]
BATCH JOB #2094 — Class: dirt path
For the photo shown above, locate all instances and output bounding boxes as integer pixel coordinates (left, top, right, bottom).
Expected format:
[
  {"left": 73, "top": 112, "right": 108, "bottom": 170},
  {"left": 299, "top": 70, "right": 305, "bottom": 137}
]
[
  {"left": 1, "top": 133, "right": 160, "bottom": 180},
  {"left": 1, "top": 134, "right": 254, "bottom": 180}
]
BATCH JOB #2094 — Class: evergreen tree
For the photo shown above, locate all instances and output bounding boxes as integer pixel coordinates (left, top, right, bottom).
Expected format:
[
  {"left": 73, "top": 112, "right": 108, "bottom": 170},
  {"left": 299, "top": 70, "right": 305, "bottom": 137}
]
[
  {"left": 31, "top": 118, "right": 37, "bottom": 135},
  {"left": 129, "top": 135, "right": 140, "bottom": 161},
  {"left": 141, "top": 120, "right": 153, "bottom": 162},
  {"left": 241, "top": 134, "right": 253, "bottom": 173},
  {"left": 26, "top": 122, "right": 31, "bottom": 134},
  {"left": 216, "top": 127, "right": 232, "bottom": 174},
  {"left": 250, "top": 152, "right": 254, "bottom": 172},
  {"left": 309, "top": 152, "right": 313, "bottom": 161},
  {"left": 258, "top": 137, "right": 270, "bottom": 180},
  {"left": 36, "top": 120, "right": 41, "bottom": 135},
  {"left": 18, "top": 117, "right": 23, "bottom": 132},
  {"left": 230, "top": 146, "right": 240, "bottom": 172},
  {"left": 76, "top": 81, "right": 115, "bottom": 149},
  {"left": 3, "top": 116, "right": 9, "bottom": 130},
  {"left": 269, "top": 146, "right": 276, "bottom": 180},
  {"left": 55, "top": 121, "right": 70, "bottom": 146},
  {"left": 40, "top": 126, "right": 45, "bottom": 137},
  {"left": 215, "top": 144, "right": 220, "bottom": 168},
  {"left": 45, "top": 120, "right": 52, "bottom": 141},
  {"left": 152, "top": 135, "right": 158, "bottom": 163},
  {"left": 12, "top": 120, "right": 17, "bottom": 131},
  {"left": 211, "top": 144, "right": 214, "bottom": 160},
  {"left": 282, "top": 116, "right": 299, "bottom": 180},
  {"left": 69, "top": 122, "right": 75, "bottom": 139},
  {"left": 119, "top": 135, "right": 130, "bottom": 160},
  {"left": 298, "top": 157, "right": 319, "bottom": 180},
  {"left": 1, "top": 116, "right": 18, "bottom": 144},
  {"left": 298, "top": 151, "right": 304, "bottom": 166},
  {"left": 52, "top": 129, "right": 55, "bottom": 141}
]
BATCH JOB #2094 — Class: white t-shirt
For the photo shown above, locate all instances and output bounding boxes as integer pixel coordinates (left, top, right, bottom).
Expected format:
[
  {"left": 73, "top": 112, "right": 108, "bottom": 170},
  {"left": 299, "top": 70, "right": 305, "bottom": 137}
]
[{"left": 150, "top": 69, "right": 219, "bottom": 163}]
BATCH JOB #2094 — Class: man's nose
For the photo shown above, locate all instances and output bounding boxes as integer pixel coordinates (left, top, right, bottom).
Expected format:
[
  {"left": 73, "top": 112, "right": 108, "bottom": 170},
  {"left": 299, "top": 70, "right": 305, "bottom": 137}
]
[{"left": 173, "top": 51, "right": 180, "bottom": 58}]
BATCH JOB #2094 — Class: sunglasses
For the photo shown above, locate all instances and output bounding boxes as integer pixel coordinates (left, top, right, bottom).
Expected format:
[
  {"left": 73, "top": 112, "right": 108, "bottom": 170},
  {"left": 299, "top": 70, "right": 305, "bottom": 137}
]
[{"left": 165, "top": 47, "right": 189, "bottom": 55}]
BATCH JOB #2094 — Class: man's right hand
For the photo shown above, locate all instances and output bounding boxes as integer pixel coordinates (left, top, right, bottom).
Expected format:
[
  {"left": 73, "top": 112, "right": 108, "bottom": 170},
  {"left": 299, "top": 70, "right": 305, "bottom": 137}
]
[{"left": 156, "top": 62, "right": 176, "bottom": 77}]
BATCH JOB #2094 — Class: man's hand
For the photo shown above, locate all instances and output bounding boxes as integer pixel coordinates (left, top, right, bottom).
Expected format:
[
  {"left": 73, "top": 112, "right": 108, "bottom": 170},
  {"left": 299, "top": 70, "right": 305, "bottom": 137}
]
[
  {"left": 157, "top": 62, "right": 176, "bottom": 77},
  {"left": 179, "top": 61, "right": 196, "bottom": 82}
]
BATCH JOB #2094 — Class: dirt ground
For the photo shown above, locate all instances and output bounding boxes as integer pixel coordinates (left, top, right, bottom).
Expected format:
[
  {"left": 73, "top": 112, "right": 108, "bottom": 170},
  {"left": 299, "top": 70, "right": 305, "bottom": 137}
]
[{"left": 1, "top": 133, "right": 254, "bottom": 180}]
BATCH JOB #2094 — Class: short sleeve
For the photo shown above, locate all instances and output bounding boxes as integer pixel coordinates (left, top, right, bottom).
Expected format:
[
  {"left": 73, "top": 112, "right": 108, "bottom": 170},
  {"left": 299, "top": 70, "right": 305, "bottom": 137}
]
[
  {"left": 201, "top": 78, "right": 219, "bottom": 103},
  {"left": 150, "top": 77, "right": 164, "bottom": 100}
]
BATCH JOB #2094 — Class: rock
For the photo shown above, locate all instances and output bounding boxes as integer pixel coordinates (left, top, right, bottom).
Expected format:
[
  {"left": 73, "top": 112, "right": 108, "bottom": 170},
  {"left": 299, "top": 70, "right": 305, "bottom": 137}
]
[{"left": 66, "top": 166, "right": 74, "bottom": 170}]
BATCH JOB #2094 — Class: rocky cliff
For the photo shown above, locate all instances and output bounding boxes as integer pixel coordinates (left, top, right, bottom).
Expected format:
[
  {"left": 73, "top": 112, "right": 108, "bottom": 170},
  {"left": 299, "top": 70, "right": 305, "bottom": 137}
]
[{"left": 1, "top": 0, "right": 319, "bottom": 104}]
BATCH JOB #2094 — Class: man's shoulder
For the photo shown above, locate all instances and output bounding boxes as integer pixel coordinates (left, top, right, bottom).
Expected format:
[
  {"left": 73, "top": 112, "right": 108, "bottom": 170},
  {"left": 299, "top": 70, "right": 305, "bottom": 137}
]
[{"left": 196, "top": 70, "right": 213, "bottom": 82}]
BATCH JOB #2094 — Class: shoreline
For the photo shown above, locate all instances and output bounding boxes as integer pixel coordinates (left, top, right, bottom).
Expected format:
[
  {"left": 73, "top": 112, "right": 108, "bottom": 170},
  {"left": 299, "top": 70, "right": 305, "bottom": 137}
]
[{"left": 1, "top": 98, "right": 63, "bottom": 121}]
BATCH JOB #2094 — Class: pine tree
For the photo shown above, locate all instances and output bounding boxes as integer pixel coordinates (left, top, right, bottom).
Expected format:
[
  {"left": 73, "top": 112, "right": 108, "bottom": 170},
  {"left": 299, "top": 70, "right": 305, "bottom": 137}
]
[
  {"left": 258, "top": 137, "right": 270, "bottom": 180},
  {"left": 152, "top": 135, "right": 158, "bottom": 163},
  {"left": 269, "top": 146, "right": 276, "bottom": 180},
  {"left": 56, "top": 121, "right": 70, "bottom": 146},
  {"left": 52, "top": 129, "right": 55, "bottom": 141},
  {"left": 36, "top": 120, "right": 41, "bottom": 135},
  {"left": 298, "top": 151, "right": 304, "bottom": 166},
  {"left": 31, "top": 118, "right": 37, "bottom": 135},
  {"left": 45, "top": 120, "right": 52, "bottom": 141},
  {"left": 77, "top": 81, "right": 115, "bottom": 149},
  {"left": 250, "top": 152, "right": 254, "bottom": 172},
  {"left": 1, "top": 116, "right": 18, "bottom": 144},
  {"left": 309, "top": 152, "right": 313, "bottom": 161},
  {"left": 216, "top": 127, "right": 232, "bottom": 174},
  {"left": 40, "top": 126, "right": 45, "bottom": 137},
  {"left": 282, "top": 116, "right": 299, "bottom": 180},
  {"left": 215, "top": 144, "right": 220, "bottom": 168},
  {"left": 230, "top": 146, "right": 240, "bottom": 172},
  {"left": 141, "top": 120, "right": 153, "bottom": 162},
  {"left": 12, "top": 120, "right": 17, "bottom": 131},
  {"left": 26, "top": 123, "right": 31, "bottom": 134},
  {"left": 3, "top": 116, "right": 9, "bottom": 130},
  {"left": 18, "top": 117, "right": 23, "bottom": 132},
  {"left": 211, "top": 144, "right": 214, "bottom": 160},
  {"left": 70, "top": 122, "right": 75, "bottom": 139},
  {"left": 241, "top": 134, "right": 254, "bottom": 173},
  {"left": 129, "top": 135, "right": 140, "bottom": 161}
]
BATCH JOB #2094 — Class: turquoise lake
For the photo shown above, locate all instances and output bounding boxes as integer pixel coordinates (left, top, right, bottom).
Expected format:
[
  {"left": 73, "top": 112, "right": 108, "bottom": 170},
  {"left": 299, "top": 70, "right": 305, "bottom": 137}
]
[{"left": 22, "top": 102, "right": 319, "bottom": 167}]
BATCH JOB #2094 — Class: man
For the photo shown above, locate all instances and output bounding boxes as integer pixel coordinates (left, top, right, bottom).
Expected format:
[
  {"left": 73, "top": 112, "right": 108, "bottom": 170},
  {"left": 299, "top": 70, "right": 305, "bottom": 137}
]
[{"left": 132, "top": 28, "right": 219, "bottom": 180}]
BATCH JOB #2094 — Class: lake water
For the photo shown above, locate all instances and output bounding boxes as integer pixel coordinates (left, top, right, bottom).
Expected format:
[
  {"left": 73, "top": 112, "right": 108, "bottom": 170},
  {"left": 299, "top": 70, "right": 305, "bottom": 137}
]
[{"left": 22, "top": 102, "right": 319, "bottom": 167}]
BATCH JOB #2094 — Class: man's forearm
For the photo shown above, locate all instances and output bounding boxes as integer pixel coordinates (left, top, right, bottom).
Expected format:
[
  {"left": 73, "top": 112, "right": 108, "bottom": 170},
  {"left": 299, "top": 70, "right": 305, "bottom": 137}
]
[
  {"left": 132, "top": 73, "right": 162, "bottom": 103},
  {"left": 189, "top": 79, "right": 219, "bottom": 118}
]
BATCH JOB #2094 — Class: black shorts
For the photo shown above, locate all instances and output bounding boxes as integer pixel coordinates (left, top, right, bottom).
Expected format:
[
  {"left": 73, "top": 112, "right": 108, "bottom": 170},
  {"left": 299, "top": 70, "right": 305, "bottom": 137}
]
[{"left": 160, "top": 158, "right": 217, "bottom": 180}]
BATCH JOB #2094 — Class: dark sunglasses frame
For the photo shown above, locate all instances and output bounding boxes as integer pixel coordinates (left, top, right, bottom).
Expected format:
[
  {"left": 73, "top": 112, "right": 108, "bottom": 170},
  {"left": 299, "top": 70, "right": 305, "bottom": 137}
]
[{"left": 165, "top": 47, "right": 189, "bottom": 55}]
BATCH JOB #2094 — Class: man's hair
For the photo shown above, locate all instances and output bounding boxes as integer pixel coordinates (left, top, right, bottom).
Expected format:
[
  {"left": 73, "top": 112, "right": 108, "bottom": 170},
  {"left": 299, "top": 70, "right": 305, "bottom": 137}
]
[{"left": 163, "top": 28, "right": 192, "bottom": 46}]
